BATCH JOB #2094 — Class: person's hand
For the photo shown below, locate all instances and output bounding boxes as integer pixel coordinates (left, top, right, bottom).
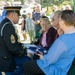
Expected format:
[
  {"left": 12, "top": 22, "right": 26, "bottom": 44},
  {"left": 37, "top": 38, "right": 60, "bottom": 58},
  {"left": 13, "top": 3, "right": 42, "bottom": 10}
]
[
  {"left": 38, "top": 54, "right": 43, "bottom": 60},
  {"left": 37, "top": 20, "right": 40, "bottom": 23},
  {"left": 34, "top": 21, "right": 39, "bottom": 24},
  {"left": 33, "top": 38, "right": 38, "bottom": 42},
  {"left": 35, "top": 51, "right": 43, "bottom": 60}
]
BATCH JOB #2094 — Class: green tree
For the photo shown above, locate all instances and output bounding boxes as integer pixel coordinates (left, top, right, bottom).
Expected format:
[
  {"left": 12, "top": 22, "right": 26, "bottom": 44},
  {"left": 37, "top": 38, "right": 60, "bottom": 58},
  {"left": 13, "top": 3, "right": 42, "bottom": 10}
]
[
  {"left": 28, "top": 0, "right": 32, "bottom": 3},
  {"left": 20, "top": 0, "right": 25, "bottom": 5},
  {"left": 73, "top": 0, "right": 75, "bottom": 12},
  {"left": 6, "top": 0, "right": 10, "bottom": 1}
]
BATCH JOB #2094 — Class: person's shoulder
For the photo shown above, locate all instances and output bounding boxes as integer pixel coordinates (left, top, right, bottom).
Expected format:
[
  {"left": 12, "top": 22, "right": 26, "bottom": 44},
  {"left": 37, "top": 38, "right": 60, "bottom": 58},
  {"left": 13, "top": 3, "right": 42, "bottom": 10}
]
[
  {"left": 26, "top": 18, "right": 30, "bottom": 22},
  {"left": 57, "top": 34, "right": 66, "bottom": 42},
  {"left": 1, "top": 18, "right": 13, "bottom": 31},
  {"left": 49, "top": 26, "right": 57, "bottom": 32},
  {"left": 1, "top": 18, "right": 11, "bottom": 25},
  {"left": 50, "top": 26, "right": 56, "bottom": 30}
]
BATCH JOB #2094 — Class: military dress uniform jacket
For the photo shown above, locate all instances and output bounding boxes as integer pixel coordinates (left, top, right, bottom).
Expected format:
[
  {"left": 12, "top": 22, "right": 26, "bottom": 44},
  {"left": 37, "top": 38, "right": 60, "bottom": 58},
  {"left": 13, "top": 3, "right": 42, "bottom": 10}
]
[{"left": 0, "top": 18, "right": 24, "bottom": 72}]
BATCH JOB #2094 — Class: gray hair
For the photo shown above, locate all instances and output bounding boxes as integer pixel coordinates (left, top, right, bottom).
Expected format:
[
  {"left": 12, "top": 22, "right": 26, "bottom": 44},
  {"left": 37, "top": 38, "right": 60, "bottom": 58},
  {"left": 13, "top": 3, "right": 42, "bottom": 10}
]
[{"left": 54, "top": 10, "right": 62, "bottom": 18}]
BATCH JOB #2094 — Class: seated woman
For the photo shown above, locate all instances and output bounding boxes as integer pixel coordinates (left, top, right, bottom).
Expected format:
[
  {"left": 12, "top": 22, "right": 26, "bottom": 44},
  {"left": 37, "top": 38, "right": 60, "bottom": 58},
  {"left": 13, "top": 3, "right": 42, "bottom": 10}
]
[
  {"left": 24, "top": 10, "right": 75, "bottom": 75},
  {"left": 30, "top": 16, "right": 59, "bottom": 59},
  {"left": 32, "top": 16, "right": 58, "bottom": 50}
]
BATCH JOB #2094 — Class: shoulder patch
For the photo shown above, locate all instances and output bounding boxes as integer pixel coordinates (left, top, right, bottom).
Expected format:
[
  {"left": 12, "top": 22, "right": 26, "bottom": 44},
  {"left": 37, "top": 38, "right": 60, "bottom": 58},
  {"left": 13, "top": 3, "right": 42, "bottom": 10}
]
[{"left": 10, "top": 34, "right": 15, "bottom": 44}]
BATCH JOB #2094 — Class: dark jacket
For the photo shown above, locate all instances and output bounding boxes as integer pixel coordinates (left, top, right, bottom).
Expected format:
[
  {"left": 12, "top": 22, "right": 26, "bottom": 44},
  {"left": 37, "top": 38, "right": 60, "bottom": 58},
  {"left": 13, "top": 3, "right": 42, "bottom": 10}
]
[
  {"left": 33, "top": 27, "right": 59, "bottom": 50},
  {"left": 0, "top": 18, "right": 24, "bottom": 72},
  {"left": 39, "top": 27, "right": 59, "bottom": 50}
]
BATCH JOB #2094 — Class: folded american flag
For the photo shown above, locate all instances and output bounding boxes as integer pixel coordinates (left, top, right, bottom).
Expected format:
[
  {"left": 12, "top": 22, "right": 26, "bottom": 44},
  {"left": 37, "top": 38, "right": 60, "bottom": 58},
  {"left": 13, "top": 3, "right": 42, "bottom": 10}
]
[{"left": 28, "top": 45, "right": 47, "bottom": 55}]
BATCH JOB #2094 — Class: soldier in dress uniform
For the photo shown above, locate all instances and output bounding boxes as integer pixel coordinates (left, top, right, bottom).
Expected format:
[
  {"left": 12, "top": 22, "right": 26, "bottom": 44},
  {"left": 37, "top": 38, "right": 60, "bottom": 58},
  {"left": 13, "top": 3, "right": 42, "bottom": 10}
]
[{"left": 0, "top": 6, "right": 30, "bottom": 74}]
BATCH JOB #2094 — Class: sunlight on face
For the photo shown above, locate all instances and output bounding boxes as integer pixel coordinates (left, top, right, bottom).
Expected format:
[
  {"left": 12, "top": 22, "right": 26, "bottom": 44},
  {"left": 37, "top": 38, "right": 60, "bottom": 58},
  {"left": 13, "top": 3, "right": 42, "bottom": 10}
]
[
  {"left": 59, "top": 17, "right": 65, "bottom": 30},
  {"left": 13, "top": 12, "right": 19, "bottom": 24},
  {"left": 52, "top": 14, "right": 59, "bottom": 28},
  {"left": 40, "top": 19, "right": 50, "bottom": 31}
]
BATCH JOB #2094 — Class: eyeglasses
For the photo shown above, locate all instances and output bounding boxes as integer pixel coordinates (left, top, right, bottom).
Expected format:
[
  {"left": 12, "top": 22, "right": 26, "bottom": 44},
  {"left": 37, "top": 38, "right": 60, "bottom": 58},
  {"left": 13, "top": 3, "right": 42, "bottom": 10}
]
[{"left": 52, "top": 18, "right": 58, "bottom": 21}]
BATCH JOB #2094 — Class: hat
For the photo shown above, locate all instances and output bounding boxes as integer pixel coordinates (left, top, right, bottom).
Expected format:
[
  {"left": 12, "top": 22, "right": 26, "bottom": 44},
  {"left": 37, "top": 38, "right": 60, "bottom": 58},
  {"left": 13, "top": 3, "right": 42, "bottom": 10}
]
[{"left": 4, "top": 6, "right": 22, "bottom": 16}]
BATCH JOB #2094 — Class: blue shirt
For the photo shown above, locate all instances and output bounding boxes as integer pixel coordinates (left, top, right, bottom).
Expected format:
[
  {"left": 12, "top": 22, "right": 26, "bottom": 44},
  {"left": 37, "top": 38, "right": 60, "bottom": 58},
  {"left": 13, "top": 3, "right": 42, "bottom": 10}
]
[
  {"left": 0, "top": 10, "right": 6, "bottom": 23},
  {"left": 37, "top": 33, "right": 75, "bottom": 75},
  {"left": 2, "top": 10, "right": 6, "bottom": 17},
  {"left": 33, "top": 12, "right": 41, "bottom": 21}
]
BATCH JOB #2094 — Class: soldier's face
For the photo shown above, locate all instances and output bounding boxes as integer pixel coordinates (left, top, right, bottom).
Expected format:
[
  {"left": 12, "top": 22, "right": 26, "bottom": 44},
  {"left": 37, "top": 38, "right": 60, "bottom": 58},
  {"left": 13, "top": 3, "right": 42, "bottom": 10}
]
[{"left": 13, "top": 12, "right": 19, "bottom": 24}]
